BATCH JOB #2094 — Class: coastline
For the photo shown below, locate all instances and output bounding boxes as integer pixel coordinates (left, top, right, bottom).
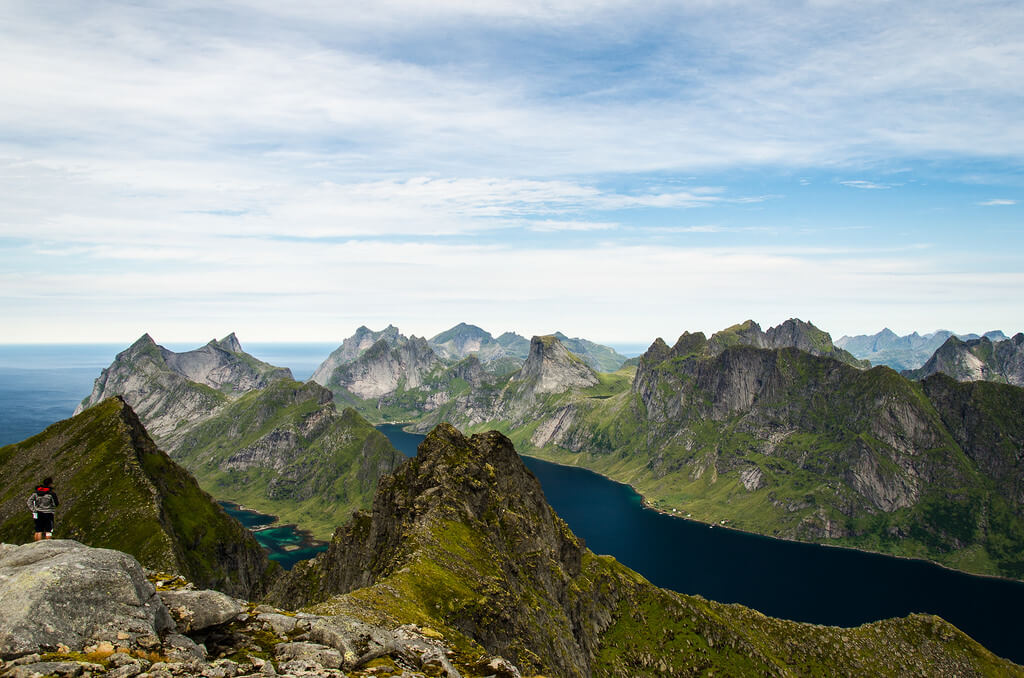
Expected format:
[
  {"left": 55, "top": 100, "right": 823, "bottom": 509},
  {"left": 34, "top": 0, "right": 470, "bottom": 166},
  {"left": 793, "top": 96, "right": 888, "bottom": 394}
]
[
  {"left": 518, "top": 451, "right": 1024, "bottom": 586},
  {"left": 218, "top": 501, "right": 328, "bottom": 562}
]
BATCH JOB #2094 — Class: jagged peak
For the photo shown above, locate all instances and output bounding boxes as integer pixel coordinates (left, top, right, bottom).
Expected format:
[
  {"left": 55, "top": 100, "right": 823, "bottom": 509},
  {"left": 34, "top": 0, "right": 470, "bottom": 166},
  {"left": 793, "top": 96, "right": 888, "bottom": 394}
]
[
  {"left": 132, "top": 332, "right": 157, "bottom": 347},
  {"left": 120, "top": 333, "right": 166, "bottom": 365},
  {"left": 215, "top": 332, "right": 243, "bottom": 353},
  {"left": 641, "top": 337, "right": 672, "bottom": 364},
  {"left": 671, "top": 331, "right": 708, "bottom": 356},
  {"left": 513, "top": 335, "right": 599, "bottom": 394}
]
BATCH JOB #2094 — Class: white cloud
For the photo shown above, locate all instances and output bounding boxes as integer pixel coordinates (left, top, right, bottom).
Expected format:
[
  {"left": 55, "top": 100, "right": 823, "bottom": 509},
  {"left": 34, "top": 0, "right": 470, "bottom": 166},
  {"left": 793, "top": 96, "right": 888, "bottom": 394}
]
[
  {"left": 977, "top": 198, "right": 1017, "bottom": 206},
  {"left": 1, "top": 1, "right": 1022, "bottom": 342},
  {"left": 840, "top": 180, "right": 892, "bottom": 190},
  {"left": 3, "top": 234, "right": 1021, "bottom": 342},
  {"left": 526, "top": 220, "right": 619, "bottom": 232}
]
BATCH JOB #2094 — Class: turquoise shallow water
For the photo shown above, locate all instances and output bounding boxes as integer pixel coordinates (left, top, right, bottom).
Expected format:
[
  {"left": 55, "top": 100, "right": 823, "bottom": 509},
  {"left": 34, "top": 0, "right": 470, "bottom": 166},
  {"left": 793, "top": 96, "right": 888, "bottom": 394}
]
[{"left": 218, "top": 502, "right": 328, "bottom": 570}]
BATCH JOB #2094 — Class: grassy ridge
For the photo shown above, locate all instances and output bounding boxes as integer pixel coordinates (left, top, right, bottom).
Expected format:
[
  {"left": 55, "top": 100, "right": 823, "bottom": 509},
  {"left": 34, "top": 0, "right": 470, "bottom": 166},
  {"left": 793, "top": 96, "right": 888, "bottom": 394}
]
[
  {"left": 0, "top": 398, "right": 275, "bottom": 597},
  {"left": 172, "top": 380, "right": 404, "bottom": 539}
]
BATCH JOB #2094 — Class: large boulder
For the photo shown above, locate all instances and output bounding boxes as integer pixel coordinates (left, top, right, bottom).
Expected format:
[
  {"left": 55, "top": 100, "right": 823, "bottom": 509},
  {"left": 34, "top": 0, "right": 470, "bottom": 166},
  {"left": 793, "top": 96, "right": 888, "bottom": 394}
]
[
  {"left": 0, "top": 540, "right": 173, "bottom": 657},
  {"left": 157, "top": 589, "right": 243, "bottom": 633}
]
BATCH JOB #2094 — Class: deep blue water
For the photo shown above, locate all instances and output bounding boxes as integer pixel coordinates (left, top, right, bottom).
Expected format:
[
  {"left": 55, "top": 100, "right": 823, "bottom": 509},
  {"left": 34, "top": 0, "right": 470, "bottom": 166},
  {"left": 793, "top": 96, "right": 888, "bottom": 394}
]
[
  {"left": 376, "top": 425, "right": 1024, "bottom": 665},
  {"left": 376, "top": 423, "right": 426, "bottom": 457}
]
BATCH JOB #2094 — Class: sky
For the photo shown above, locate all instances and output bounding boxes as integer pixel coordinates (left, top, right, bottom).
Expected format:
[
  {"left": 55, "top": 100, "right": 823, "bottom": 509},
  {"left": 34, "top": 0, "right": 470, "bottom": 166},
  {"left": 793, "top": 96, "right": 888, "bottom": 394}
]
[{"left": 1, "top": 0, "right": 1022, "bottom": 347}]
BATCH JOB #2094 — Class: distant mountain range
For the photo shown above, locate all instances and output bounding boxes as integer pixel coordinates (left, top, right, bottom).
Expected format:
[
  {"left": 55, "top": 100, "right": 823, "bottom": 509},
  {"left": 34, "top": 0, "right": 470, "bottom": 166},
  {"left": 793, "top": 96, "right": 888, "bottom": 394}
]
[
  {"left": 342, "top": 318, "right": 1024, "bottom": 581},
  {"left": 65, "top": 319, "right": 1024, "bottom": 581},
  {"left": 903, "top": 333, "right": 1024, "bottom": 387},
  {"left": 836, "top": 328, "right": 1010, "bottom": 371},
  {"left": 307, "top": 322, "right": 629, "bottom": 423}
]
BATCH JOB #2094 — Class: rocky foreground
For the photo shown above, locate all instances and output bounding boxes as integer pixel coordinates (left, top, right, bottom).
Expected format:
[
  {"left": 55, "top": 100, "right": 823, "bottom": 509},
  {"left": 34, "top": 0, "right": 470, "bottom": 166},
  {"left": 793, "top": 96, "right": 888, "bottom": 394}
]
[{"left": 0, "top": 540, "right": 504, "bottom": 678}]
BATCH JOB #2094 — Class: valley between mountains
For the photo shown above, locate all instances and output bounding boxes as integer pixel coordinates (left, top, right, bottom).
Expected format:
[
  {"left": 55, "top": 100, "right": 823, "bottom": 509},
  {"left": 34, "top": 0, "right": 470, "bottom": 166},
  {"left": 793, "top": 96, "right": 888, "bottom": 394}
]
[{"left": 2, "top": 319, "right": 1023, "bottom": 675}]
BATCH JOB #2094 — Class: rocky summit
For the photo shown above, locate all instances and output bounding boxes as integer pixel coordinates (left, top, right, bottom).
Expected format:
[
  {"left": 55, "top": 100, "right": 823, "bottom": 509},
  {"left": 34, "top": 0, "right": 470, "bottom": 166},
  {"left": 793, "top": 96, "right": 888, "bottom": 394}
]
[
  {"left": 0, "top": 397, "right": 275, "bottom": 599},
  {"left": 263, "top": 424, "right": 1020, "bottom": 677},
  {"left": 838, "top": 329, "right": 1010, "bottom": 371}
]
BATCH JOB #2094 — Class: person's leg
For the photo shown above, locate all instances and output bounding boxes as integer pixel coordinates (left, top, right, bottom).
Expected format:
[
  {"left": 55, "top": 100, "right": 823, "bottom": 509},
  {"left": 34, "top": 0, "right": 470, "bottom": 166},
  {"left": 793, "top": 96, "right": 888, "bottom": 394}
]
[{"left": 33, "top": 532, "right": 42, "bottom": 541}]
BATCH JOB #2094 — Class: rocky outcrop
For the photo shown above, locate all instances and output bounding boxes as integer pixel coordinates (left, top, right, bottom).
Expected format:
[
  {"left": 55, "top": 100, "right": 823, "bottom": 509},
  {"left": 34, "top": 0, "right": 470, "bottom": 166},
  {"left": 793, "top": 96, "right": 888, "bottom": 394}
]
[
  {"left": 904, "top": 333, "right": 1024, "bottom": 386},
  {"left": 0, "top": 399, "right": 276, "bottom": 599},
  {"left": 74, "top": 333, "right": 291, "bottom": 448},
  {"left": 0, "top": 540, "right": 514, "bottom": 678},
  {"left": 510, "top": 335, "right": 599, "bottom": 398},
  {"left": 309, "top": 325, "right": 403, "bottom": 386},
  {"left": 706, "top": 318, "right": 868, "bottom": 368},
  {"left": 0, "top": 540, "right": 173, "bottom": 656},
  {"left": 158, "top": 589, "right": 243, "bottom": 633},
  {"left": 334, "top": 336, "right": 440, "bottom": 399}
]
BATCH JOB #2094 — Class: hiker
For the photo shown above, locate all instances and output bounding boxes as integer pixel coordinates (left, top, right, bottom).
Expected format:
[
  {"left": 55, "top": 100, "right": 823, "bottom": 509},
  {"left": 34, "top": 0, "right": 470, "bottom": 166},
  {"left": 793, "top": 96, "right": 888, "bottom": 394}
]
[{"left": 28, "top": 477, "right": 59, "bottom": 541}]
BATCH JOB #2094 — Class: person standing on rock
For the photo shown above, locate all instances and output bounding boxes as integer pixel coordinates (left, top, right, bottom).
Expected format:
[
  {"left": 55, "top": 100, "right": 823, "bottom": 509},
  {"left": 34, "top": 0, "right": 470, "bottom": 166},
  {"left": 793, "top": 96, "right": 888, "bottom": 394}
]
[{"left": 28, "top": 477, "right": 58, "bottom": 541}]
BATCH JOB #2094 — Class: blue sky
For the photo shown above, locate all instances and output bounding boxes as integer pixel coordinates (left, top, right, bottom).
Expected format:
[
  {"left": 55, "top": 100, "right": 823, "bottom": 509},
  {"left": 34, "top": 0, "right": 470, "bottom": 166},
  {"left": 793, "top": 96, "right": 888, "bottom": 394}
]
[{"left": 1, "top": 0, "right": 1022, "bottom": 346}]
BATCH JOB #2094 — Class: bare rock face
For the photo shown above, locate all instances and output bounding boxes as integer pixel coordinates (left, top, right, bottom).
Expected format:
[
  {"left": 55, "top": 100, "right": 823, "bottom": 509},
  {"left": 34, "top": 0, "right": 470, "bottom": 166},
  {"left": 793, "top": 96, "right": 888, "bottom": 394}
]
[
  {"left": 904, "top": 333, "right": 1024, "bottom": 387},
  {"left": 74, "top": 333, "right": 292, "bottom": 448},
  {"left": 334, "top": 336, "right": 440, "bottom": 399},
  {"left": 705, "top": 319, "right": 867, "bottom": 368},
  {"left": 0, "top": 540, "right": 173, "bottom": 656},
  {"left": 158, "top": 589, "right": 243, "bottom": 633},
  {"left": 512, "top": 335, "right": 599, "bottom": 397},
  {"left": 310, "top": 325, "right": 403, "bottom": 386}
]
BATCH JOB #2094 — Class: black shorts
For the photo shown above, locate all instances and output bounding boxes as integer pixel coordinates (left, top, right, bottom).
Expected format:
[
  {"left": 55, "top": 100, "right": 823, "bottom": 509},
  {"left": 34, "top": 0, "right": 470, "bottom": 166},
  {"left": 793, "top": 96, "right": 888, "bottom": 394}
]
[{"left": 33, "top": 512, "right": 54, "bottom": 533}]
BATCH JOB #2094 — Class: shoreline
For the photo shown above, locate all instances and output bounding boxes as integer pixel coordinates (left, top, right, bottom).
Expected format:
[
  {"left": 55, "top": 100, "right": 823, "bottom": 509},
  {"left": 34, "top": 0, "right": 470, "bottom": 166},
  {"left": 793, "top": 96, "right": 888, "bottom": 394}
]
[
  {"left": 218, "top": 501, "right": 328, "bottom": 549},
  {"left": 518, "top": 451, "right": 1024, "bottom": 586}
]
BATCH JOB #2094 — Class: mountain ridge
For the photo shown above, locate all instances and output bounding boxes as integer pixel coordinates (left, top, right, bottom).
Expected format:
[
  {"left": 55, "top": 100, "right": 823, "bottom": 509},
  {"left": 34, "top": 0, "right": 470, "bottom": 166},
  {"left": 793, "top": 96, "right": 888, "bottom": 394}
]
[
  {"left": 0, "top": 397, "right": 275, "bottom": 598},
  {"left": 268, "top": 423, "right": 1022, "bottom": 677}
]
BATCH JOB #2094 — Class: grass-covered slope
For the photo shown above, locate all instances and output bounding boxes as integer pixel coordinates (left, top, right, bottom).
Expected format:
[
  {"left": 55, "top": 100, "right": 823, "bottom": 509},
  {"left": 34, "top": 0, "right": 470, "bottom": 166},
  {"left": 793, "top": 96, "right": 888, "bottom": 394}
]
[
  {"left": 0, "top": 397, "right": 276, "bottom": 598},
  {"left": 439, "top": 333, "right": 1024, "bottom": 580},
  {"left": 172, "top": 379, "right": 405, "bottom": 539},
  {"left": 268, "top": 424, "right": 1021, "bottom": 678}
]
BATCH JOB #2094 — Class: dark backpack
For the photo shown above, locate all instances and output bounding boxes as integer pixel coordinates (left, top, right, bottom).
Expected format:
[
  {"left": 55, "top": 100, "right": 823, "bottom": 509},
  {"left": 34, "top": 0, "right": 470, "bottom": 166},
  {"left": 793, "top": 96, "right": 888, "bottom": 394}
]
[{"left": 30, "top": 492, "right": 55, "bottom": 512}]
